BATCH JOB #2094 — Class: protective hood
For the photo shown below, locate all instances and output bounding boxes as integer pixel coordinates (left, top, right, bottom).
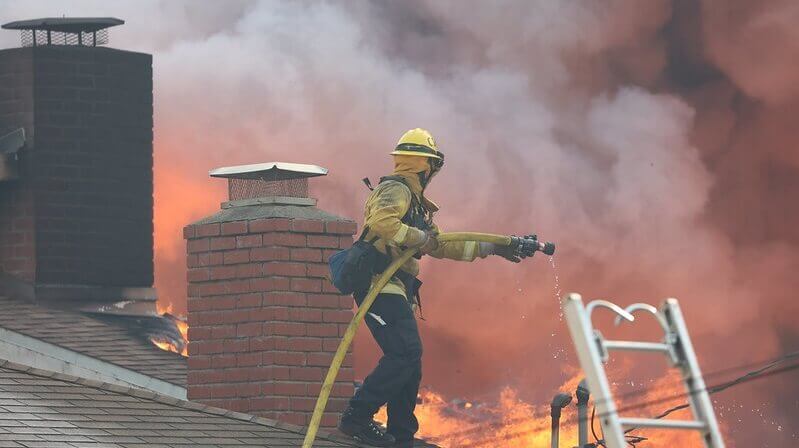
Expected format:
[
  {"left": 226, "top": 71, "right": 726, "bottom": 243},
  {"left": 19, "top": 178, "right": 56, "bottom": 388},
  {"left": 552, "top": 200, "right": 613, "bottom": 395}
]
[{"left": 392, "top": 155, "right": 440, "bottom": 212}]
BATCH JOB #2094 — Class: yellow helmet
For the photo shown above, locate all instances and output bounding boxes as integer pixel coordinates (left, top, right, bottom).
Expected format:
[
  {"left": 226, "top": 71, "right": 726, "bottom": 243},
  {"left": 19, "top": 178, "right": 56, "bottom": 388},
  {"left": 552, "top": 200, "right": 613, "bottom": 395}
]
[{"left": 391, "top": 128, "right": 444, "bottom": 162}]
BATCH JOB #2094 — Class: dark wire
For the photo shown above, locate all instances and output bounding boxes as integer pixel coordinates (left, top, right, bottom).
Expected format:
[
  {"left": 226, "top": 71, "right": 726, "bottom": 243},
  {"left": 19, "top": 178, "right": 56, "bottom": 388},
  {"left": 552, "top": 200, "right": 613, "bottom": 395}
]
[
  {"left": 427, "top": 349, "right": 798, "bottom": 443},
  {"left": 429, "top": 355, "right": 799, "bottom": 447}
]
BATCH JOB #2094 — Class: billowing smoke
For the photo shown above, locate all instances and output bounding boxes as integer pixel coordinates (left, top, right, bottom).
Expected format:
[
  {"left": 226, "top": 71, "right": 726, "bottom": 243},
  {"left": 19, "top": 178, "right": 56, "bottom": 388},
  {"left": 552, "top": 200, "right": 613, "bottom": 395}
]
[{"left": 2, "top": 0, "right": 797, "bottom": 445}]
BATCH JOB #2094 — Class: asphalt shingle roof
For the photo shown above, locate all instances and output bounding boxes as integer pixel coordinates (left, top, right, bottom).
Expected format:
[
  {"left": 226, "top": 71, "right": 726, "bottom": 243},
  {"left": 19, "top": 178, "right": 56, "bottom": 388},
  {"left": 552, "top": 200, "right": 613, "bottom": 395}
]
[
  {"left": 0, "top": 296, "right": 186, "bottom": 387},
  {"left": 0, "top": 359, "right": 357, "bottom": 447}
]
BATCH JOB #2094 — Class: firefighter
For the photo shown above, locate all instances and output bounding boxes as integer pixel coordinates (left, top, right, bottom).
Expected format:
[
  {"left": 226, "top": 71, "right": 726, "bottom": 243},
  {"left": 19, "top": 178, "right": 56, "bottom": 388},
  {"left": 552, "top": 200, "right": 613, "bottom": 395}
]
[{"left": 337, "top": 129, "right": 524, "bottom": 447}]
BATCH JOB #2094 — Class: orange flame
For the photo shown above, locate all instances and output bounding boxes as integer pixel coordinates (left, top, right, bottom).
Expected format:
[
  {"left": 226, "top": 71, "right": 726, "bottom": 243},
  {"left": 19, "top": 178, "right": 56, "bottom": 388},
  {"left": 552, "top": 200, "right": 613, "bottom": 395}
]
[
  {"left": 151, "top": 302, "right": 189, "bottom": 357},
  {"left": 374, "top": 371, "right": 719, "bottom": 448}
]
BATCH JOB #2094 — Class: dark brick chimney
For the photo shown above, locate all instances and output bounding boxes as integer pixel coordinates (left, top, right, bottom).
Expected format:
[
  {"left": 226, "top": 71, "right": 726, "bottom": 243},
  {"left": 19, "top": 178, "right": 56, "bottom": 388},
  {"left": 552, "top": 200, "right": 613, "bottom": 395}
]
[
  {"left": 185, "top": 162, "right": 356, "bottom": 427},
  {"left": 0, "top": 18, "right": 154, "bottom": 304}
]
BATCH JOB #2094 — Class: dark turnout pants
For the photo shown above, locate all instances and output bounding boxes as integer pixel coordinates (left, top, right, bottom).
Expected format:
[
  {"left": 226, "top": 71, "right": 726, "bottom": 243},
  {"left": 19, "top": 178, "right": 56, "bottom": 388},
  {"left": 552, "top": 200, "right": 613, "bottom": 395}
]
[{"left": 349, "top": 292, "right": 422, "bottom": 442}]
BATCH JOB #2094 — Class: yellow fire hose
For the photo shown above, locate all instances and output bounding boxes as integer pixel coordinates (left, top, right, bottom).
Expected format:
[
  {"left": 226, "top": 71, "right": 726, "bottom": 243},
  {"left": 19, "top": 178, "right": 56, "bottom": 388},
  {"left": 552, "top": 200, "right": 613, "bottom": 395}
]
[{"left": 303, "top": 232, "right": 513, "bottom": 448}]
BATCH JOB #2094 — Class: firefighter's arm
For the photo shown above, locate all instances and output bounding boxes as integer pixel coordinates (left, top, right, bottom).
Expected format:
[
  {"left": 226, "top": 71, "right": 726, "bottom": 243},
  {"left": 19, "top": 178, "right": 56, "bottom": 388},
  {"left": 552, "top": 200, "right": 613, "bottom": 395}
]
[
  {"left": 366, "top": 182, "right": 428, "bottom": 247},
  {"left": 425, "top": 224, "right": 483, "bottom": 261}
]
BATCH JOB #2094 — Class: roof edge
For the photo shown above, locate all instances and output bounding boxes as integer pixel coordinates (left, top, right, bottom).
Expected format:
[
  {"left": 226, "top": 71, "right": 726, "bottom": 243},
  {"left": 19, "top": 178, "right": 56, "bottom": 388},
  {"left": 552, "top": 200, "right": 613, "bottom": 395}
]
[
  {"left": 0, "top": 357, "right": 356, "bottom": 446},
  {"left": 0, "top": 326, "right": 186, "bottom": 398}
]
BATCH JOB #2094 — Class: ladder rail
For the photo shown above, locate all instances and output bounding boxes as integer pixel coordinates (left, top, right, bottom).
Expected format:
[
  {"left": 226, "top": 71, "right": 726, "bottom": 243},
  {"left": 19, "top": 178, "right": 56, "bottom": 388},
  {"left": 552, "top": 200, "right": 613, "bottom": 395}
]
[
  {"left": 662, "top": 299, "right": 725, "bottom": 448},
  {"left": 564, "top": 294, "right": 725, "bottom": 448},
  {"left": 564, "top": 294, "right": 627, "bottom": 448}
]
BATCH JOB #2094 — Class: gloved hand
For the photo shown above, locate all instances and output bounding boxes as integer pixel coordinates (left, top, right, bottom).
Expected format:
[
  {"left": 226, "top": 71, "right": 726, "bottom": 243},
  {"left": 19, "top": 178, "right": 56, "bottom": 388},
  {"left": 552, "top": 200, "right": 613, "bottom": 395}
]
[
  {"left": 418, "top": 229, "right": 440, "bottom": 254},
  {"left": 477, "top": 242, "right": 521, "bottom": 263},
  {"left": 494, "top": 244, "right": 522, "bottom": 263}
]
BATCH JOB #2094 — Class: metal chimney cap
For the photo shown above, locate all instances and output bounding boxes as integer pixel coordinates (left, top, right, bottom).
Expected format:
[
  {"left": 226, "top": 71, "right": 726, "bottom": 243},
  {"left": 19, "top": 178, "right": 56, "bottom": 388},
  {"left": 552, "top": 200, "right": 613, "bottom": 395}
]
[
  {"left": 2, "top": 17, "right": 124, "bottom": 33},
  {"left": 209, "top": 162, "right": 328, "bottom": 181}
]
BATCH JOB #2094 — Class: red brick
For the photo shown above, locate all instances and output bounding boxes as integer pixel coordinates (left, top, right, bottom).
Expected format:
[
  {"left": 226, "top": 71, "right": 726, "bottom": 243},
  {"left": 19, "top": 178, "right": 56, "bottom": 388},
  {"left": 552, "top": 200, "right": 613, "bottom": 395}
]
[
  {"left": 308, "top": 294, "right": 344, "bottom": 309},
  {"left": 306, "top": 235, "right": 340, "bottom": 249},
  {"left": 223, "top": 249, "right": 250, "bottom": 265},
  {"left": 321, "top": 279, "right": 340, "bottom": 293},
  {"left": 339, "top": 237, "right": 353, "bottom": 249},
  {"left": 221, "top": 221, "right": 248, "bottom": 235},
  {"left": 291, "top": 278, "right": 321, "bottom": 293},
  {"left": 263, "top": 262, "right": 306, "bottom": 277},
  {"left": 281, "top": 412, "right": 308, "bottom": 426},
  {"left": 187, "top": 326, "right": 212, "bottom": 341},
  {"left": 237, "top": 322, "right": 263, "bottom": 337},
  {"left": 194, "top": 340, "right": 224, "bottom": 355},
  {"left": 274, "top": 382, "right": 307, "bottom": 396},
  {"left": 196, "top": 223, "right": 221, "bottom": 237},
  {"left": 265, "top": 292, "right": 306, "bottom": 307},
  {"left": 273, "top": 351, "right": 306, "bottom": 365},
  {"left": 338, "top": 367, "right": 355, "bottom": 382},
  {"left": 211, "top": 326, "right": 236, "bottom": 339},
  {"left": 251, "top": 337, "right": 275, "bottom": 351},
  {"left": 251, "top": 277, "right": 290, "bottom": 292},
  {"left": 290, "top": 308, "right": 323, "bottom": 322},
  {"left": 307, "top": 324, "right": 339, "bottom": 337},
  {"left": 210, "top": 385, "right": 238, "bottom": 399},
  {"left": 271, "top": 322, "right": 306, "bottom": 336},
  {"left": 267, "top": 307, "right": 290, "bottom": 321},
  {"left": 235, "top": 263, "right": 262, "bottom": 278},
  {"left": 187, "top": 238, "right": 210, "bottom": 253},
  {"left": 263, "top": 232, "right": 306, "bottom": 247},
  {"left": 306, "top": 352, "right": 334, "bottom": 367},
  {"left": 272, "top": 366, "right": 291, "bottom": 380},
  {"left": 290, "top": 219, "right": 325, "bottom": 233},
  {"left": 190, "top": 311, "right": 216, "bottom": 326},
  {"left": 290, "top": 367, "right": 323, "bottom": 381},
  {"left": 237, "top": 383, "right": 261, "bottom": 397},
  {"left": 183, "top": 225, "right": 196, "bottom": 239},
  {"left": 250, "top": 246, "right": 291, "bottom": 262},
  {"left": 290, "top": 248, "right": 322, "bottom": 262},
  {"left": 236, "top": 293, "right": 262, "bottom": 308},
  {"left": 249, "top": 308, "right": 275, "bottom": 322},
  {"left": 224, "top": 279, "right": 252, "bottom": 294},
  {"left": 210, "top": 236, "right": 236, "bottom": 250},
  {"left": 198, "top": 252, "right": 224, "bottom": 266},
  {"left": 290, "top": 397, "right": 318, "bottom": 411},
  {"left": 325, "top": 220, "right": 358, "bottom": 235},
  {"left": 222, "top": 309, "right": 251, "bottom": 324},
  {"left": 210, "top": 296, "right": 236, "bottom": 310},
  {"left": 321, "top": 249, "right": 339, "bottom": 262},
  {"left": 187, "top": 254, "right": 199, "bottom": 268},
  {"left": 236, "top": 234, "right": 262, "bottom": 248},
  {"left": 306, "top": 264, "right": 330, "bottom": 278},
  {"left": 188, "top": 385, "right": 211, "bottom": 400},
  {"left": 237, "top": 352, "right": 262, "bottom": 367},
  {"left": 187, "top": 268, "right": 209, "bottom": 282},
  {"left": 212, "top": 354, "right": 237, "bottom": 369},
  {"left": 226, "top": 339, "right": 250, "bottom": 353},
  {"left": 320, "top": 413, "right": 340, "bottom": 427},
  {"left": 210, "top": 266, "right": 237, "bottom": 280},
  {"left": 275, "top": 337, "right": 323, "bottom": 352},
  {"left": 249, "top": 218, "right": 291, "bottom": 233},
  {"left": 251, "top": 396, "right": 290, "bottom": 411},
  {"left": 187, "top": 356, "right": 211, "bottom": 370}
]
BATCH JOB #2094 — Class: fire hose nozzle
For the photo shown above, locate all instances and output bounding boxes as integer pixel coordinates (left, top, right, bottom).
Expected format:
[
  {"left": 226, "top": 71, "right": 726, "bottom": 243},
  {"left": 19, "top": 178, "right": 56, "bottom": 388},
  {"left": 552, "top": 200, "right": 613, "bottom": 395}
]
[{"left": 511, "top": 234, "right": 556, "bottom": 258}]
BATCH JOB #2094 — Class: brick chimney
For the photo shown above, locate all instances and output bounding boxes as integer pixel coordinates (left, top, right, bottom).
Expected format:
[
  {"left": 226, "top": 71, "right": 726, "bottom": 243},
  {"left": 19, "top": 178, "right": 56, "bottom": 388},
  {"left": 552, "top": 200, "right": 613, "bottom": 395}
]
[
  {"left": 185, "top": 162, "right": 357, "bottom": 427},
  {"left": 0, "top": 18, "right": 154, "bottom": 305}
]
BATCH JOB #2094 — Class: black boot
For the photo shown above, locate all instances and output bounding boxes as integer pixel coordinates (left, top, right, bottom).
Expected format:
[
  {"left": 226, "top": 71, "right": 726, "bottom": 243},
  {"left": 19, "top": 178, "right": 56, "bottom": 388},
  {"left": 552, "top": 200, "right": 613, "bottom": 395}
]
[{"left": 338, "top": 407, "right": 396, "bottom": 447}]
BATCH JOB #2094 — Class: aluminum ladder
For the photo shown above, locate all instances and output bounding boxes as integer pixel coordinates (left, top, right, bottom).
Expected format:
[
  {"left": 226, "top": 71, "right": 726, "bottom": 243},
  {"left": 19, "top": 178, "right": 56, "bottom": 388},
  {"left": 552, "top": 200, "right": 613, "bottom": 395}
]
[{"left": 563, "top": 293, "right": 724, "bottom": 448}]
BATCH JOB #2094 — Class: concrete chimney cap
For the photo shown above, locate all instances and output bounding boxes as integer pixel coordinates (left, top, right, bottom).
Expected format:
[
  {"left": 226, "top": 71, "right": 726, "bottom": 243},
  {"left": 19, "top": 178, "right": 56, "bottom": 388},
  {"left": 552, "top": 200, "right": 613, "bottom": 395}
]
[{"left": 209, "top": 162, "right": 328, "bottom": 181}]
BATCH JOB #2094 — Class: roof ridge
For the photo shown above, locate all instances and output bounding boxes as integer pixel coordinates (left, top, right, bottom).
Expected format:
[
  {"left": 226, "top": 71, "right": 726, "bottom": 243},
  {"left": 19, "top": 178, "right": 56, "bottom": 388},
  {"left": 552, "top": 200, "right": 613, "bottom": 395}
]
[{"left": 0, "top": 358, "right": 358, "bottom": 446}]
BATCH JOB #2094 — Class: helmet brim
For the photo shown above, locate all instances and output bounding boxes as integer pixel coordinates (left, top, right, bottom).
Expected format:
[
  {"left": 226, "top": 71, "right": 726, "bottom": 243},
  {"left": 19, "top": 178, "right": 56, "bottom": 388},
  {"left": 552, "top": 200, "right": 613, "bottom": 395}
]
[{"left": 390, "top": 150, "right": 443, "bottom": 160}]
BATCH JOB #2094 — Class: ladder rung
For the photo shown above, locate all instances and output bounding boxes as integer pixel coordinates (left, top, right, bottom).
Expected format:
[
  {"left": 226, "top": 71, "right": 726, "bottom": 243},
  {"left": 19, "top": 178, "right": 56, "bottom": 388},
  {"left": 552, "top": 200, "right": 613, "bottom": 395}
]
[
  {"left": 604, "top": 340, "right": 670, "bottom": 353},
  {"left": 619, "top": 417, "right": 707, "bottom": 431}
]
